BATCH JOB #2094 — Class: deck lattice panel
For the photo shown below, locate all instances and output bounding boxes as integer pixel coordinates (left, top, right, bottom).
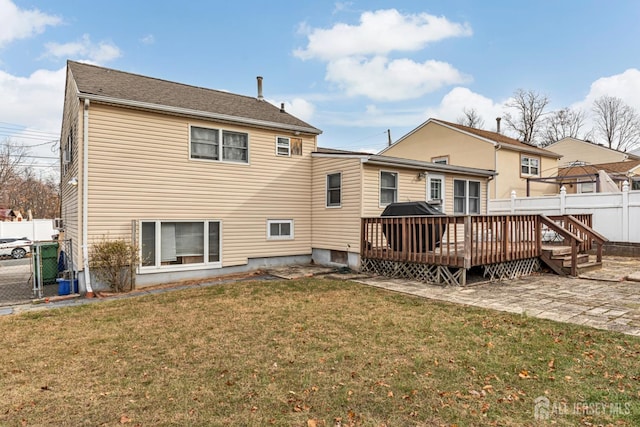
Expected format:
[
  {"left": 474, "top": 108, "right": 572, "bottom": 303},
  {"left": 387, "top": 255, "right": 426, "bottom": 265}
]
[
  {"left": 482, "top": 258, "right": 540, "bottom": 281},
  {"left": 361, "top": 258, "right": 466, "bottom": 286}
]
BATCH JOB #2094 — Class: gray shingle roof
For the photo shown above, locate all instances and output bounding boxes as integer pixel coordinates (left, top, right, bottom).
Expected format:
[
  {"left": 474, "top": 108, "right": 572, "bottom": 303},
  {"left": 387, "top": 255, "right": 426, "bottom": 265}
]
[{"left": 68, "top": 60, "right": 321, "bottom": 134}]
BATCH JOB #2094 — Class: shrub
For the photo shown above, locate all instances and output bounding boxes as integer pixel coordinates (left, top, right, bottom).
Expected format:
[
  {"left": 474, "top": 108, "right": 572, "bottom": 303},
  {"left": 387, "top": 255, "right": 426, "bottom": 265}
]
[{"left": 89, "top": 237, "right": 139, "bottom": 292}]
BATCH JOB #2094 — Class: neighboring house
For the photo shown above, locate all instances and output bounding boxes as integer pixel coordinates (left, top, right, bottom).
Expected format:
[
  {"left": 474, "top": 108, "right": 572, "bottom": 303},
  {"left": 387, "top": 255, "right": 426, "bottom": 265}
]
[
  {"left": 60, "top": 61, "right": 496, "bottom": 289},
  {"left": 311, "top": 148, "right": 495, "bottom": 267},
  {"left": 380, "top": 118, "right": 561, "bottom": 199},
  {"left": 557, "top": 159, "right": 640, "bottom": 193},
  {"left": 60, "top": 61, "right": 322, "bottom": 290},
  {"left": 547, "top": 137, "right": 640, "bottom": 167},
  {"left": 0, "top": 209, "right": 22, "bottom": 222}
]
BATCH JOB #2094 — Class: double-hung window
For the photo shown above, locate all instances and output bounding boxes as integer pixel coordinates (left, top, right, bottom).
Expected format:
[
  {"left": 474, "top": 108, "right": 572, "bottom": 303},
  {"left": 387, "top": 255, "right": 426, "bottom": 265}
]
[
  {"left": 190, "top": 126, "right": 248, "bottom": 163},
  {"left": 140, "top": 220, "right": 221, "bottom": 268},
  {"left": 380, "top": 171, "right": 398, "bottom": 206},
  {"left": 453, "top": 180, "right": 481, "bottom": 214},
  {"left": 276, "top": 137, "right": 291, "bottom": 156},
  {"left": 326, "top": 173, "right": 341, "bottom": 207},
  {"left": 521, "top": 155, "right": 540, "bottom": 176}
]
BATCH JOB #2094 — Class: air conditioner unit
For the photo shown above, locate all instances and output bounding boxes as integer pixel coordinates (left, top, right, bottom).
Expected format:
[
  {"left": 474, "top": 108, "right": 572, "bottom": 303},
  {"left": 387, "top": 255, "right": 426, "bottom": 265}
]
[{"left": 53, "top": 218, "right": 64, "bottom": 230}]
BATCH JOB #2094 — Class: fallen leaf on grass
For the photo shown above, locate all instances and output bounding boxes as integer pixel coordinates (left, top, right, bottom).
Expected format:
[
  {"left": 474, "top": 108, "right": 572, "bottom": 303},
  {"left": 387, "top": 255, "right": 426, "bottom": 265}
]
[
  {"left": 518, "top": 370, "right": 531, "bottom": 379},
  {"left": 119, "top": 415, "right": 132, "bottom": 424}
]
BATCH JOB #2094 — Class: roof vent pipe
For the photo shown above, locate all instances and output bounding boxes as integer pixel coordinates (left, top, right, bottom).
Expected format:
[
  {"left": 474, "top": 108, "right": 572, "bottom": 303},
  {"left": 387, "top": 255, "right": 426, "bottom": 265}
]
[
  {"left": 256, "top": 76, "right": 264, "bottom": 101},
  {"left": 496, "top": 117, "right": 501, "bottom": 134},
  {"left": 280, "top": 102, "right": 285, "bottom": 113}
]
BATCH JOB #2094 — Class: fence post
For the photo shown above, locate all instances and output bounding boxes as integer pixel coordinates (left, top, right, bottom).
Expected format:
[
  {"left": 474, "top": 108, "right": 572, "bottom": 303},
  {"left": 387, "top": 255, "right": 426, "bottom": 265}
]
[
  {"left": 622, "top": 180, "right": 629, "bottom": 241},
  {"left": 510, "top": 190, "right": 516, "bottom": 214},
  {"left": 560, "top": 186, "right": 566, "bottom": 215}
]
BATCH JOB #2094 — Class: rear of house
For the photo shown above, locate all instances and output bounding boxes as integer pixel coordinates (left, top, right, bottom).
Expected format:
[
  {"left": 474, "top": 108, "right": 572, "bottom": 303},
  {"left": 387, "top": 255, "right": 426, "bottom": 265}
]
[{"left": 60, "top": 61, "right": 321, "bottom": 290}]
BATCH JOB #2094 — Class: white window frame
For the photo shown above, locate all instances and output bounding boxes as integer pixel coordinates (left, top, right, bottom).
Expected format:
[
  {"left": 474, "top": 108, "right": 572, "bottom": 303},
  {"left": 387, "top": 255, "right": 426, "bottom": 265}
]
[
  {"left": 379, "top": 171, "right": 398, "bottom": 207},
  {"left": 578, "top": 181, "right": 595, "bottom": 193},
  {"left": 426, "top": 174, "right": 445, "bottom": 213},
  {"left": 521, "top": 155, "right": 540, "bottom": 176},
  {"left": 453, "top": 179, "right": 481, "bottom": 215},
  {"left": 139, "top": 219, "right": 222, "bottom": 273},
  {"left": 189, "top": 125, "right": 249, "bottom": 164},
  {"left": 326, "top": 172, "right": 342, "bottom": 208},
  {"left": 267, "top": 219, "right": 294, "bottom": 240},
  {"left": 276, "top": 136, "right": 291, "bottom": 156}
]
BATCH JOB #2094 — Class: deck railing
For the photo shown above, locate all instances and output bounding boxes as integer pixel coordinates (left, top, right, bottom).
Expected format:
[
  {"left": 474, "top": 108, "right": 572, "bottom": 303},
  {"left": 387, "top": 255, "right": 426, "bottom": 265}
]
[{"left": 361, "top": 214, "right": 542, "bottom": 269}]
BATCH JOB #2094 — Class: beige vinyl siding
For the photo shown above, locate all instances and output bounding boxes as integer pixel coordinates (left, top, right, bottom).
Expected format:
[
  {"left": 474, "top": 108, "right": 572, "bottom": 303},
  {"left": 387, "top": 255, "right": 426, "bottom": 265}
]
[
  {"left": 86, "top": 103, "right": 315, "bottom": 268},
  {"left": 311, "top": 157, "right": 362, "bottom": 253},
  {"left": 59, "top": 69, "right": 81, "bottom": 262},
  {"left": 444, "top": 174, "right": 487, "bottom": 214},
  {"left": 361, "top": 165, "right": 428, "bottom": 217}
]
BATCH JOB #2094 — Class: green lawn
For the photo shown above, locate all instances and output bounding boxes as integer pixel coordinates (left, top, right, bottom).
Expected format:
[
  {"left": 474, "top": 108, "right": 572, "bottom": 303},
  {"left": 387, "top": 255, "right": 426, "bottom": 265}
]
[{"left": 1, "top": 278, "right": 638, "bottom": 426}]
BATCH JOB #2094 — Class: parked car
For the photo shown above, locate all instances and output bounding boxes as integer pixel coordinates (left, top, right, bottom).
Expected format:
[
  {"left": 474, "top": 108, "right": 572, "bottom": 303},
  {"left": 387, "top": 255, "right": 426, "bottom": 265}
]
[{"left": 0, "top": 237, "right": 32, "bottom": 259}]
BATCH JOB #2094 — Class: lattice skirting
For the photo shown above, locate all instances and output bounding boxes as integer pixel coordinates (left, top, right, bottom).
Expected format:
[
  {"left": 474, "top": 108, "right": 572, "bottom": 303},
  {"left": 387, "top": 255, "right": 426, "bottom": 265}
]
[
  {"left": 482, "top": 258, "right": 540, "bottom": 281},
  {"left": 361, "top": 258, "right": 466, "bottom": 286}
]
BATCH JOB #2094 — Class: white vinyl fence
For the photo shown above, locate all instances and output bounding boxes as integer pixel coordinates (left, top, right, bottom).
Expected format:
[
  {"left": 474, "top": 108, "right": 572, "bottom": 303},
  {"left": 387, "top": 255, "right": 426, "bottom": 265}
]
[
  {"left": 489, "top": 182, "right": 640, "bottom": 243},
  {"left": 0, "top": 219, "right": 58, "bottom": 241}
]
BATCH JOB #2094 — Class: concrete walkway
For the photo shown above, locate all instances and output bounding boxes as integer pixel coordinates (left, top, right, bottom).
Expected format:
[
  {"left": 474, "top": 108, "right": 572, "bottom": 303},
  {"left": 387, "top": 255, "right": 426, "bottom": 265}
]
[{"left": 351, "top": 257, "right": 640, "bottom": 336}]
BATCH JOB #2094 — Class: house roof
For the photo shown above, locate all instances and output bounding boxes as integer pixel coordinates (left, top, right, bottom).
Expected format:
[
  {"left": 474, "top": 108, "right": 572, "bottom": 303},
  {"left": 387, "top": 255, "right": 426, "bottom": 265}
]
[
  {"left": 312, "top": 149, "right": 496, "bottom": 178},
  {"left": 558, "top": 159, "right": 640, "bottom": 177},
  {"left": 67, "top": 60, "right": 322, "bottom": 135},
  {"left": 382, "top": 118, "right": 561, "bottom": 158},
  {"left": 548, "top": 137, "right": 640, "bottom": 161}
]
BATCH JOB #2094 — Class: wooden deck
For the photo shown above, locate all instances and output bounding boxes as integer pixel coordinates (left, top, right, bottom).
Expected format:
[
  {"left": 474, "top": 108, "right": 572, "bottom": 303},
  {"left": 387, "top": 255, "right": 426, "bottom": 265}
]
[{"left": 361, "top": 214, "right": 604, "bottom": 284}]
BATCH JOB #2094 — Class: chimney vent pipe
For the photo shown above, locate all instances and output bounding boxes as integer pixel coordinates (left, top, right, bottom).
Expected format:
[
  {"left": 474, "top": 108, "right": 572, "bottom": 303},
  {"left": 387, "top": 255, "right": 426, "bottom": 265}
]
[
  {"left": 280, "top": 103, "right": 285, "bottom": 113},
  {"left": 256, "top": 76, "right": 264, "bottom": 101},
  {"left": 496, "top": 117, "right": 501, "bottom": 133}
]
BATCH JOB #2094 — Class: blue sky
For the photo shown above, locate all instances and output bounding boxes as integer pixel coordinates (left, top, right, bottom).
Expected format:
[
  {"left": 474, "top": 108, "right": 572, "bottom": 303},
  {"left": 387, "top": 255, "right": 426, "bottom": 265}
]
[{"left": 1, "top": 0, "right": 640, "bottom": 175}]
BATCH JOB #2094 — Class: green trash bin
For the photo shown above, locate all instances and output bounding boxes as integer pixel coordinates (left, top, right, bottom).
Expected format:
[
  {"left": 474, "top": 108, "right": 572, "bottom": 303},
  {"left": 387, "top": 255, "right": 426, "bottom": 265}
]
[{"left": 32, "top": 242, "right": 59, "bottom": 285}]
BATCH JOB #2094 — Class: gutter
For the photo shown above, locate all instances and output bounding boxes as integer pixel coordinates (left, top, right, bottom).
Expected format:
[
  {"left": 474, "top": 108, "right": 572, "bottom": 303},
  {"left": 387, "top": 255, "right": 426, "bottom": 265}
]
[
  {"left": 79, "top": 93, "right": 322, "bottom": 136},
  {"left": 82, "top": 98, "right": 94, "bottom": 297}
]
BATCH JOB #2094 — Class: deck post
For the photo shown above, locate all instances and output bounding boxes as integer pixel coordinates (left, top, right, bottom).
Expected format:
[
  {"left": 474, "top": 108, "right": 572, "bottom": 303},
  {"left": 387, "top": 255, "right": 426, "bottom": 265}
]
[{"left": 464, "top": 216, "right": 472, "bottom": 269}]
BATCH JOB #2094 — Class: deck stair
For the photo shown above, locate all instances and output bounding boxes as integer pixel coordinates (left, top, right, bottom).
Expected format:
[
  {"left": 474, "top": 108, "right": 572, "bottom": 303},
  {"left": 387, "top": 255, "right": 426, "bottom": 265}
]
[
  {"left": 538, "top": 215, "right": 607, "bottom": 277},
  {"left": 540, "top": 245, "right": 601, "bottom": 276}
]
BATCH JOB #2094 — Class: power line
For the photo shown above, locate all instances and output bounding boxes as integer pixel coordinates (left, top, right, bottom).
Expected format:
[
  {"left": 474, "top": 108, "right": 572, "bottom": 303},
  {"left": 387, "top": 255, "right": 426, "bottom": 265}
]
[{"left": 0, "top": 121, "right": 59, "bottom": 136}]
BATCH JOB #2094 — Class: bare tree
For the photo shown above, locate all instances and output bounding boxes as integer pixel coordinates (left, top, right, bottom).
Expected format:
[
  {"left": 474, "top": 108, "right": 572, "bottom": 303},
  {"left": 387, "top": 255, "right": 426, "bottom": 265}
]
[
  {"left": 457, "top": 107, "right": 485, "bottom": 129},
  {"left": 540, "top": 107, "right": 585, "bottom": 146},
  {"left": 0, "top": 138, "right": 29, "bottom": 205},
  {"left": 8, "top": 169, "right": 60, "bottom": 218},
  {"left": 591, "top": 96, "right": 640, "bottom": 151},
  {"left": 503, "top": 89, "right": 550, "bottom": 145}
]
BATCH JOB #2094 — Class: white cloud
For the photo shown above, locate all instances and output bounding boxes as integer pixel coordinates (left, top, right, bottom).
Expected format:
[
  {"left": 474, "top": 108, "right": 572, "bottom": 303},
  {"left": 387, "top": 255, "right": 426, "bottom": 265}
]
[
  {"left": 0, "top": 66, "right": 66, "bottom": 171},
  {"left": 44, "top": 34, "right": 121, "bottom": 63},
  {"left": 140, "top": 34, "right": 155, "bottom": 45},
  {"left": 571, "top": 68, "right": 640, "bottom": 114},
  {"left": 0, "top": 0, "right": 61, "bottom": 48},
  {"left": 294, "top": 8, "right": 472, "bottom": 102},
  {"left": 294, "top": 9, "right": 471, "bottom": 61},
  {"left": 326, "top": 56, "right": 471, "bottom": 101},
  {"left": 423, "top": 87, "right": 506, "bottom": 129},
  {"left": 268, "top": 97, "right": 316, "bottom": 123}
]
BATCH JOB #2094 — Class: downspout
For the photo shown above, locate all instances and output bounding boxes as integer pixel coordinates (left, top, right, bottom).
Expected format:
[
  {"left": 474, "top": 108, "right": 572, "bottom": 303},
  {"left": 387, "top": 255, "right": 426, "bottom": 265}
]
[
  {"left": 494, "top": 143, "right": 501, "bottom": 199},
  {"left": 83, "top": 98, "right": 94, "bottom": 297}
]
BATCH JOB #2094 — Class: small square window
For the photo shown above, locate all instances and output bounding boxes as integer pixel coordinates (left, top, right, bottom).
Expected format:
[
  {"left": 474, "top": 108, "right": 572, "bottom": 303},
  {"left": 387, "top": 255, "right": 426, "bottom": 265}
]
[
  {"left": 521, "top": 155, "right": 540, "bottom": 176},
  {"left": 276, "top": 137, "right": 291, "bottom": 156}
]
